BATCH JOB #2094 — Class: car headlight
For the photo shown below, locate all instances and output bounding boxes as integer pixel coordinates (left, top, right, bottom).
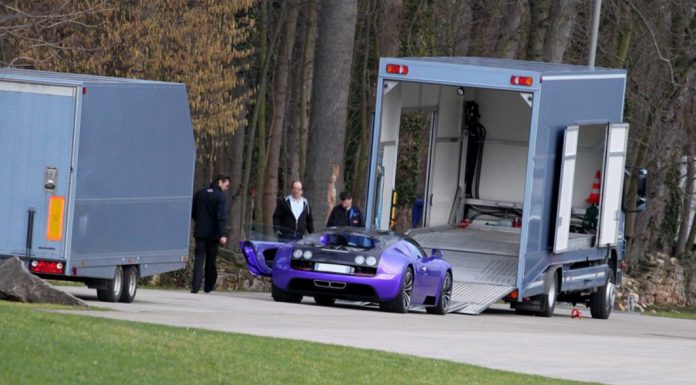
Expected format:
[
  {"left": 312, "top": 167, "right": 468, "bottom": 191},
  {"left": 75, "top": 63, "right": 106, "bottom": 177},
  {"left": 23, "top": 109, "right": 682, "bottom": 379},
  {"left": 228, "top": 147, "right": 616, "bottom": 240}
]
[
  {"left": 365, "top": 256, "right": 377, "bottom": 266},
  {"left": 302, "top": 250, "right": 313, "bottom": 259},
  {"left": 292, "top": 249, "right": 303, "bottom": 259},
  {"left": 354, "top": 255, "right": 365, "bottom": 265}
]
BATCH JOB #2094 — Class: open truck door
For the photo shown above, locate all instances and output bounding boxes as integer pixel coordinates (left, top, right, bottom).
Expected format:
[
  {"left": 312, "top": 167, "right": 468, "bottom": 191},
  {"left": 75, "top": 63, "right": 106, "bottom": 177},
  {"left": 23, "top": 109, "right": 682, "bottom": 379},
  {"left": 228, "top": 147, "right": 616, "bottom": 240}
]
[
  {"left": 597, "top": 123, "right": 629, "bottom": 246},
  {"left": 554, "top": 126, "right": 579, "bottom": 253}
]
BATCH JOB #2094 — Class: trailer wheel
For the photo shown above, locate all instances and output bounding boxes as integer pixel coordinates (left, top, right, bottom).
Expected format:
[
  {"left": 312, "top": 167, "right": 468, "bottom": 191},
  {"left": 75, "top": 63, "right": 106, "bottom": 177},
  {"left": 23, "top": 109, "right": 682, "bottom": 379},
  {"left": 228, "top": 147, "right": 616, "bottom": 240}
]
[
  {"left": 427, "top": 271, "right": 452, "bottom": 315},
  {"left": 271, "top": 284, "right": 302, "bottom": 303},
  {"left": 313, "top": 296, "right": 335, "bottom": 306},
  {"left": 96, "top": 266, "right": 123, "bottom": 303},
  {"left": 537, "top": 270, "right": 558, "bottom": 317},
  {"left": 380, "top": 267, "right": 413, "bottom": 313},
  {"left": 119, "top": 266, "right": 138, "bottom": 303},
  {"left": 590, "top": 270, "right": 615, "bottom": 319}
]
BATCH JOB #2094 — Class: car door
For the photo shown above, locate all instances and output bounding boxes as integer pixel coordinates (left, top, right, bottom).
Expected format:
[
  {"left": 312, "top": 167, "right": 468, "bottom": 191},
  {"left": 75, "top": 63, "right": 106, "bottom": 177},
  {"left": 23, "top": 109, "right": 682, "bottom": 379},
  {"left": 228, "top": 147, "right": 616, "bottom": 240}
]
[{"left": 240, "top": 224, "right": 295, "bottom": 277}]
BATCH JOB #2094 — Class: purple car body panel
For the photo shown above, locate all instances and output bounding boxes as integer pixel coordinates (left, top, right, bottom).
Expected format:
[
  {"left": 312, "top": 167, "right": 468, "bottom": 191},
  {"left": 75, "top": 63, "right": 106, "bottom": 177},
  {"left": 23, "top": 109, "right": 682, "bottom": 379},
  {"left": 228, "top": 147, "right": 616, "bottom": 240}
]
[{"left": 241, "top": 228, "right": 452, "bottom": 307}]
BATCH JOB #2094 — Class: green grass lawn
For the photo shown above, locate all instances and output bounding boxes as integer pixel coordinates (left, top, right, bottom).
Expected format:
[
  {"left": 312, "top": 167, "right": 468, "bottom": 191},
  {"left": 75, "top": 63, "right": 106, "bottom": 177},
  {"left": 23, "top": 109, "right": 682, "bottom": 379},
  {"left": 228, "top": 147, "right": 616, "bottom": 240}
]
[
  {"left": 647, "top": 309, "right": 696, "bottom": 320},
  {"left": 0, "top": 301, "right": 597, "bottom": 385}
]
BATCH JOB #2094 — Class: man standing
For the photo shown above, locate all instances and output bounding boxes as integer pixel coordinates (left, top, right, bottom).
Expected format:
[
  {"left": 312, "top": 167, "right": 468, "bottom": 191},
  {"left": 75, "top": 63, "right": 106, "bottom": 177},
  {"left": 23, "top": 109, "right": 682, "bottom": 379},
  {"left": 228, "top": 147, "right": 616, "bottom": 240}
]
[
  {"left": 326, "top": 191, "right": 364, "bottom": 227},
  {"left": 273, "top": 180, "right": 314, "bottom": 239},
  {"left": 191, "top": 175, "right": 230, "bottom": 293}
]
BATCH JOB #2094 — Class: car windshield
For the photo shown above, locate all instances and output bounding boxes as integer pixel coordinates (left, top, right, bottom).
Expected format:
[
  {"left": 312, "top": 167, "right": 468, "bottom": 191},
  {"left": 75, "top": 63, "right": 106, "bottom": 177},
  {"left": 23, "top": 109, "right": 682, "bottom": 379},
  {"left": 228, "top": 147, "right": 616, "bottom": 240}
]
[{"left": 299, "top": 231, "right": 377, "bottom": 250}]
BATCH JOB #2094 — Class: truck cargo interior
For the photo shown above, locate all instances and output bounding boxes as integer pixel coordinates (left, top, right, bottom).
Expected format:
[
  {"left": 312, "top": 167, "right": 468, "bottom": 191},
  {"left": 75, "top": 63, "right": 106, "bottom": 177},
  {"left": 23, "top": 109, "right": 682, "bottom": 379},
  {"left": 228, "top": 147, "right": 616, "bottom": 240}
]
[{"left": 373, "top": 80, "right": 610, "bottom": 312}]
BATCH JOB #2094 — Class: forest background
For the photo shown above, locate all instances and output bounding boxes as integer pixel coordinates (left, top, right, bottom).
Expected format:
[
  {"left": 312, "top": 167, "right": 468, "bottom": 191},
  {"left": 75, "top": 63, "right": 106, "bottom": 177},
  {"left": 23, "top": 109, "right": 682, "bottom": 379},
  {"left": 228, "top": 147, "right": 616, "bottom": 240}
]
[{"left": 2, "top": 0, "right": 696, "bottom": 295}]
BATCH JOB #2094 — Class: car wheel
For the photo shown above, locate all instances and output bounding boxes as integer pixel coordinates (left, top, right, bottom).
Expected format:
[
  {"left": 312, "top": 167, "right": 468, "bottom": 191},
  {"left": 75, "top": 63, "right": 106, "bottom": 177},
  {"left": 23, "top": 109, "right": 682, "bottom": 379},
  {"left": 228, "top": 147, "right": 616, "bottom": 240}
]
[
  {"left": 313, "top": 296, "right": 335, "bottom": 306},
  {"left": 271, "top": 283, "right": 302, "bottom": 303},
  {"left": 119, "top": 265, "right": 138, "bottom": 303},
  {"left": 380, "top": 267, "right": 413, "bottom": 313},
  {"left": 96, "top": 266, "right": 123, "bottom": 303},
  {"left": 590, "top": 270, "right": 615, "bottom": 320},
  {"left": 536, "top": 270, "right": 558, "bottom": 318},
  {"left": 426, "top": 271, "right": 452, "bottom": 315}
]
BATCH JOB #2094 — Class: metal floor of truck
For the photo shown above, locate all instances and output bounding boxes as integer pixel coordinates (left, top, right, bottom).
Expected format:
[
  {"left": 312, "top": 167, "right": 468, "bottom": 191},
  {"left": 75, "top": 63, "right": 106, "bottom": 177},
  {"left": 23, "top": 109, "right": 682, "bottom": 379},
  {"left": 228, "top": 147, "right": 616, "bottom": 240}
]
[{"left": 411, "top": 226, "right": 519, "bottom": 314}]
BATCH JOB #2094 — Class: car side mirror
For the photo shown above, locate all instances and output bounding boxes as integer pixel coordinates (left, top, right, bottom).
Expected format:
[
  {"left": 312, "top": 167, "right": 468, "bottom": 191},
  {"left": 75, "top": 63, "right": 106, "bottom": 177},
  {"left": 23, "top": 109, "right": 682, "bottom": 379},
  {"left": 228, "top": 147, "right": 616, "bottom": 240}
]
[{"left": 430, "top": 249, "right": 443, "bottom": 259}]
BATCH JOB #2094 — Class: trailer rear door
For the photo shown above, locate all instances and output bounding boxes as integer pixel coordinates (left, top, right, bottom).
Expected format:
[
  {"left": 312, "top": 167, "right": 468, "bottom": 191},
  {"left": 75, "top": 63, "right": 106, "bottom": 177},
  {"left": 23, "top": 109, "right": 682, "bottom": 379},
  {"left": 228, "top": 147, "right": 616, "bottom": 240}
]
[
  {"left": 597, "top": 123, "right": 629, "bottom": 246},
  {"left": 0, "top": 82, "right": 77, "bottom": 259},
  {"left": 554, "top": 125, "right": 579, "bottom": 253}
]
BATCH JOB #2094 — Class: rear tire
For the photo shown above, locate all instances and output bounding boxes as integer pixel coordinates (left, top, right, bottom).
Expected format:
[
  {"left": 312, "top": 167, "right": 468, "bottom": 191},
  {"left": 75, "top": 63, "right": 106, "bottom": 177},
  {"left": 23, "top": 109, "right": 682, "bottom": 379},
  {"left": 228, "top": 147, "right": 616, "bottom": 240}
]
[
  {"left": 313, "top": 296, "right": 335, "bottom": 306},
  {"left": 426, "top": 271, "right": 452, "bottom": 315},
  {"left": 536, "top": 270, "right": 558, "bottom": 318},
  {"left": 380, "top": 267, "right": 413, "bottom": 313},
  {"left": 590, "top": 270, "right": 615, "bottom": 319},
  {"left": 96, "top": 266, "right": 123, "bottom": 303},
  {"left": 119, "top": 266, "right": 138, "bottom": 303},
  {"left": 271, "top": 283, "right": 302, "bottom": 303}
]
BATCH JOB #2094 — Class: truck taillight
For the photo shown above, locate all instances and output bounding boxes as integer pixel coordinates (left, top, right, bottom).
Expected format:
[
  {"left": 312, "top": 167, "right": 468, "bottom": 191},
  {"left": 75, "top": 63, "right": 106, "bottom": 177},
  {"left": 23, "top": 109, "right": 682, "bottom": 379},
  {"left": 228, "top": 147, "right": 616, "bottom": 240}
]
[
  {"left": 386, "top": 64, "right": 408, "bottom": 75},
  {"left": 30, "top": 260, "right": 65, "bottom": 275},
  {"left": 510, "top": 75, "right": 533, "bottom": 86}
]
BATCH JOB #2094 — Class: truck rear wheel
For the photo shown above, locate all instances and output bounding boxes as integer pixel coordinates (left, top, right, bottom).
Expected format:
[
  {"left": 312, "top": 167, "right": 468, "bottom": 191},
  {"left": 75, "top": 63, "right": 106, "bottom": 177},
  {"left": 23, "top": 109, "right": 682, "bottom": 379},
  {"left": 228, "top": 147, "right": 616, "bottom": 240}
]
[
  {"left": 119, "top": 265, "right": 138, "bottom": 303},
  {"left": 537, "top": 270, "right": 558, "bottom": 317},
  {"left": 96, "top": 266, "right": 123, "bottom": 302},
  {"left": 590, "top": 270, "right": 615, "bottom": 319}
]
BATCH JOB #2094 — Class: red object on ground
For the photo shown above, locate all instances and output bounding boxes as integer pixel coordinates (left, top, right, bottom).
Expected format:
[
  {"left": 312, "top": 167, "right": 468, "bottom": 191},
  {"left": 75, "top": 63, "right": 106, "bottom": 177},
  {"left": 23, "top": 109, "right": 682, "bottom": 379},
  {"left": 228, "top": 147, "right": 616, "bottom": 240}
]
[
  {"left": 571, "top": 307, "right": 582, "bottom": 319},
  {"left": 457, "top": 218, "right": 470, "bottom": 229},
  {"left": 586, "top": 170, "right": 601, "bottom": 204}
]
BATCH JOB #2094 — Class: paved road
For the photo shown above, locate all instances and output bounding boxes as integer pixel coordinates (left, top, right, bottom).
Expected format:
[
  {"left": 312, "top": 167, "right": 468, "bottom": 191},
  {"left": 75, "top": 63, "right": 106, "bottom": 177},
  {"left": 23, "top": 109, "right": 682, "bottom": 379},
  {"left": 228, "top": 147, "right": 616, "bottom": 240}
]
[{"left": 59, "top": 287, "right": 695, "bottom": 385}]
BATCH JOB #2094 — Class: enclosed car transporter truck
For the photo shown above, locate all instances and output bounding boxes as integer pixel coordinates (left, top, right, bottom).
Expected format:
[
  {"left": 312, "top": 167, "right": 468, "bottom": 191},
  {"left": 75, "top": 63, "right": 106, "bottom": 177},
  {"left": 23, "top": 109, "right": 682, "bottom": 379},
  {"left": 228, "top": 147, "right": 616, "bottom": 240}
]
[
  {"left": 0, "top": 69, "right": 196, "bottom": 303},
  {"left": 365, "top": 57, "right": 647, "bottom": 318}
]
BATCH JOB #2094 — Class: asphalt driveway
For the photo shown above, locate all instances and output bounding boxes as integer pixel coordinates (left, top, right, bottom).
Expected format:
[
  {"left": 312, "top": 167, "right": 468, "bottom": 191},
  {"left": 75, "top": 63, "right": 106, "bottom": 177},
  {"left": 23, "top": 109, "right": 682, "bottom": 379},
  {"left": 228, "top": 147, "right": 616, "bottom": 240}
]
[{"left": 59, "top": 286, "right": 696, "bottom": 385}]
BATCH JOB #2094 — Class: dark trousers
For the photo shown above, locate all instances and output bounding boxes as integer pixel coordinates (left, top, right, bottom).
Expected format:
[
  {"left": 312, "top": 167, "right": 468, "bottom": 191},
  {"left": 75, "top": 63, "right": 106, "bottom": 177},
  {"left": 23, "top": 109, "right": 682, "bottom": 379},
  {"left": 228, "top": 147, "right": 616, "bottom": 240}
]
[{"left": 192, "top": 237, "right": 219, "bottom": 293}]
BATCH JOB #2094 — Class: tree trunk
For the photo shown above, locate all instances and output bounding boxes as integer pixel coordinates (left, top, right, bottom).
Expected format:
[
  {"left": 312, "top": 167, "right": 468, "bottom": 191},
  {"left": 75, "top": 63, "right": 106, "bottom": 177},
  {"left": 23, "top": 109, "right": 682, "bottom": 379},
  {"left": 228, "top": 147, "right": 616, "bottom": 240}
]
[
  {"left": 526, "top": 0, "right": 551, "bottom": 60},
  {"left": 541, "top": 0, "right": 579, "bottom": 63},
  {"left": 675, "top": 155, "right": 694, "bottom": 256},
  {"left": 299, "top": 0, "right": 318, "bottom": 181},
  {"left": 496, "top": 0, "right": 529, "bottom": 59},
  {"left": 227, "top": 111, "right": 247, "bottom": 244},
  {"left": 262, "top": 0, "right": 300, "bottom": 226},
  {"left": 305, "top": 0, "right": 358, "bottom": 226}
]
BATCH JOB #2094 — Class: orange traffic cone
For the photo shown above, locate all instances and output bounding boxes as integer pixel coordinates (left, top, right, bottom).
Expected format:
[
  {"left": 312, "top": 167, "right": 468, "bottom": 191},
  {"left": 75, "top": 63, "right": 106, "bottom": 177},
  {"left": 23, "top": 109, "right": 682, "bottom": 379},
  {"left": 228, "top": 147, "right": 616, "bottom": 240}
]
[{"left": 586, "top": 170, "right": 601, "bottom": 204}]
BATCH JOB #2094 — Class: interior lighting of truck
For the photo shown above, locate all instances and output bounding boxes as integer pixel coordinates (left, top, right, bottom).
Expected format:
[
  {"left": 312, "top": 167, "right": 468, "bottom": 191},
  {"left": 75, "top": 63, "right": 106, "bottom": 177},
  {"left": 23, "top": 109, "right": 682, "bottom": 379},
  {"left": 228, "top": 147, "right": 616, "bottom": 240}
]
[
  {"left": 510, "top": 75, "right": 533, "bottom": 86},
  {"left": 30, "top": 260, "right": 65, "bottom": 275},
  {"left": 386, "top": 64, "right": 408, "bottom": 75}
]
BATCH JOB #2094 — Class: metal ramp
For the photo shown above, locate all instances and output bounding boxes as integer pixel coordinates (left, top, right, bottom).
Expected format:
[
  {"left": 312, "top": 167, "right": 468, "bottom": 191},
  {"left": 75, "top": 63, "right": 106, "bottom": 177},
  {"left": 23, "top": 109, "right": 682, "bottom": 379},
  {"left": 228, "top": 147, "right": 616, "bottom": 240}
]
[{"left": 411, "top": 226, "right": 519, "bottom": 314}]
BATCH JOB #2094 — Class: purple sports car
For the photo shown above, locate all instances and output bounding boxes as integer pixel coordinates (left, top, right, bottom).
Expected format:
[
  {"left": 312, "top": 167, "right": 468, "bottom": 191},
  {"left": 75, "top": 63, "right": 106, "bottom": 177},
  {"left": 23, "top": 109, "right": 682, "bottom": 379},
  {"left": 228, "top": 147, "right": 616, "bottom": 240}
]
[{"left": 241, "top": 227, "right": 453, "bottom": 314}]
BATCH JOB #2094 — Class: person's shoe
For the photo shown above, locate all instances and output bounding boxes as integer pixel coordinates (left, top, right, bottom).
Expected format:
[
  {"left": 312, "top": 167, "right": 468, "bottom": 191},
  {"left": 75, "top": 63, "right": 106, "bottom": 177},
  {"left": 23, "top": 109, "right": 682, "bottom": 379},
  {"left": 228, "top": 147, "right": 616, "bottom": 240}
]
[{"left": 190, "top": 290, "right": 198, "bottom": 294}]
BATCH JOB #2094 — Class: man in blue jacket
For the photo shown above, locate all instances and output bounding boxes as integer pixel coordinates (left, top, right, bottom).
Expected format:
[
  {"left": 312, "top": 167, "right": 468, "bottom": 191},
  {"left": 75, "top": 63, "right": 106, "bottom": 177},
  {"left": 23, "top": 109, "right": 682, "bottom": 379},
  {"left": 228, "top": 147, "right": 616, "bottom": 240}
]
[
  {"left": 327, "top": 191, "right": 364, "bottom": 228},
  {"left": 191, "top": 175, "right": 229, "bottom": 293}
]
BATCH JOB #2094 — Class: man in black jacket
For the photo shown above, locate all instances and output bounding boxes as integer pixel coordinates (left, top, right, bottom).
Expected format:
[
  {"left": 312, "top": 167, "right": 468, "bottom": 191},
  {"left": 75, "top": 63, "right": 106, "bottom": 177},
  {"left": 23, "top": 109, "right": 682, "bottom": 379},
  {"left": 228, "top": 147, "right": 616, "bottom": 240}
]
[
  {"left": 273, "top": 180, "right": 314, "bottom": 240},
  {"left": 191, "top": 175, "right": 230, "bottom": 293},
  {"left": 327, "top": 191, "right": 364, "bottom": 228}
]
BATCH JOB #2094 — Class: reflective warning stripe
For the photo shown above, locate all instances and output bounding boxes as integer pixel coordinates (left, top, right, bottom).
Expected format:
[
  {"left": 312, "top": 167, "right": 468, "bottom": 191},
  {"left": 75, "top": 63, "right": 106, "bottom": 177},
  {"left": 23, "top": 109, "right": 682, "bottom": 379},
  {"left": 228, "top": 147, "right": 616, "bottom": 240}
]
[{"left": 46, "top": 196, "right": 65, "bottom": 241}]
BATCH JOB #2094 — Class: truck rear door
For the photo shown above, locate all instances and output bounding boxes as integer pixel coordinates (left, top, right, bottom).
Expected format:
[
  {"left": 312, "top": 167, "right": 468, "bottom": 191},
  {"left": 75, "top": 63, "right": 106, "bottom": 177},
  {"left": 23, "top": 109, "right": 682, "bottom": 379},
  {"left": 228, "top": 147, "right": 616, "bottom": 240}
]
[
  {"left": 597, "top": 123, "right": 629, "bottom": 246},
  {"left": 0, "top": 81, "right": 77, "bottom": 260}
]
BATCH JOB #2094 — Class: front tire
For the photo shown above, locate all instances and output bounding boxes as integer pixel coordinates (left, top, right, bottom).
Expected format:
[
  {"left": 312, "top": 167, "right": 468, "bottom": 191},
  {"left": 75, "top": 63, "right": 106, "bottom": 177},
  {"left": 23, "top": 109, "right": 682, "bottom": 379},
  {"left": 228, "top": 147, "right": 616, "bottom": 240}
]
[
  {"left": 590, "top": 270, "right": 615, "bottom": 319},
  {"left": 119, "top": 265, "right": 138, "bottom": 303},
  {"left": 427, "top": 271, "right": 452, "bottom": 315},
  {"left": 97, "top": 266, "right": 123, "bottom": 303},
  {"left": 271, "top": 283, "right": 302, "bottom": 303},
  {"left": 380, "top": 267, "right": 413, "bottom": 313}
]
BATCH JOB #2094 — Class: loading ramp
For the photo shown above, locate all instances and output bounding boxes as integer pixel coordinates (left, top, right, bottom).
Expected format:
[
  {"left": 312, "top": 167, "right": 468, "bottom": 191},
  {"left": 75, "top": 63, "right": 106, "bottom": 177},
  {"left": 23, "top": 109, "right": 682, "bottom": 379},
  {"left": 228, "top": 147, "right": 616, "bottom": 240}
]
[{"left": 410, "top": 225, "right": 518, "bottom": 314}]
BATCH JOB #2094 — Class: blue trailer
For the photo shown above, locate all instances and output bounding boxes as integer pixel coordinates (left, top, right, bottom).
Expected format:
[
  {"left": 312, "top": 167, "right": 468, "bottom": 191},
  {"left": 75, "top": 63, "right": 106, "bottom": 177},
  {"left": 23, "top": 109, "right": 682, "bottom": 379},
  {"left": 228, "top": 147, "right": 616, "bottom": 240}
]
[
  {"left": 0, "top": 69, "right": 196, "bottom": 303},
  {"left": 365, "top": 57, "right": 647, "bottom": 318}
]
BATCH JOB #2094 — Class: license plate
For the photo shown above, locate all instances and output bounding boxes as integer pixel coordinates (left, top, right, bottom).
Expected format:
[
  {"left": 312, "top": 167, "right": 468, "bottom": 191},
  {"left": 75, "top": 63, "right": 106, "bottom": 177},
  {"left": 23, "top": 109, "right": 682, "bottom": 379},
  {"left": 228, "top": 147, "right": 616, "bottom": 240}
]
[{"left": 314, "top": 263, "right": 352, "bottom": 274}]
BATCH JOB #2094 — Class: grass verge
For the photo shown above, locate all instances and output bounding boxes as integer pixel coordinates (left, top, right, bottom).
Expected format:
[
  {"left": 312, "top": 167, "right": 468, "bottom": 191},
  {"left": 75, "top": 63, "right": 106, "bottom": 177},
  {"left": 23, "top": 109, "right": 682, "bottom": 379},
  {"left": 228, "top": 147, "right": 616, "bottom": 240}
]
[
  {"left": 646, "top": 309, "right": 696, "bottom": 320},
  {"left": 0, "top": 301, "right": 597, "bottom": 385}
]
